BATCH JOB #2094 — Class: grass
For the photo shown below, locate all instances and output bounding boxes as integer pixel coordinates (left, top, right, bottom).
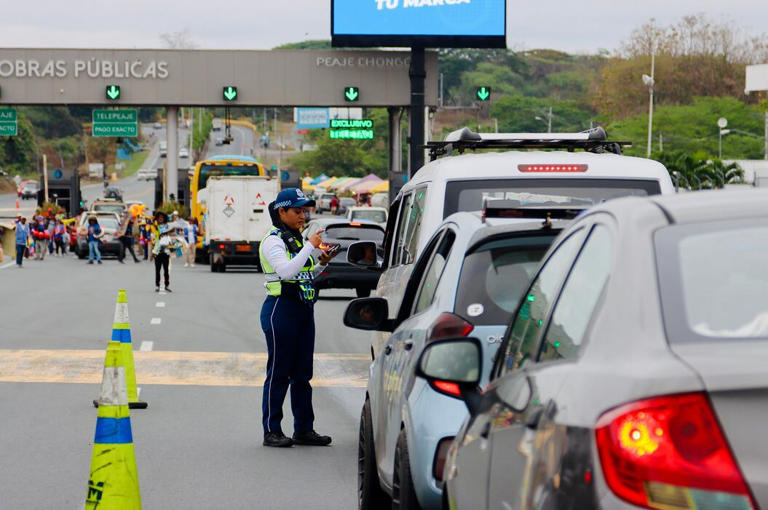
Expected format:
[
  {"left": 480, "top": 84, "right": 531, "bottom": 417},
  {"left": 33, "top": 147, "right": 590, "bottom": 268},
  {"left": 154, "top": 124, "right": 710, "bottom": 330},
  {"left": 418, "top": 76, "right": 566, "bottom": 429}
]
[{"left": 114, "top": 150, "right": 150, "bottom": 179}]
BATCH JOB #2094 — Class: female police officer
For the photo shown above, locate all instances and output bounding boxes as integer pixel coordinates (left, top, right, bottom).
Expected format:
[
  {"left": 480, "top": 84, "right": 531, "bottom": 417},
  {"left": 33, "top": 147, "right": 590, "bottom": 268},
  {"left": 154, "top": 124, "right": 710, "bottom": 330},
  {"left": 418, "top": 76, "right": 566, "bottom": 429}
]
[{"left": 259, "top": 188, "right": 338, "bottom": 447}]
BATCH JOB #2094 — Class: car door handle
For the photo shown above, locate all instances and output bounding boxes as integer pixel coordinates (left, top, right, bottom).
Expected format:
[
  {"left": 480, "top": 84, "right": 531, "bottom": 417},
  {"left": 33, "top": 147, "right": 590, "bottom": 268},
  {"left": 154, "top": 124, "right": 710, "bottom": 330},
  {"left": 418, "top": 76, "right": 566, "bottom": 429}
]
[
  {"left": 404, "top": 340, "right": 414, "bottom": 351},
  {"left": 384, "top": 345, "right": 392, "bottom": 355}
]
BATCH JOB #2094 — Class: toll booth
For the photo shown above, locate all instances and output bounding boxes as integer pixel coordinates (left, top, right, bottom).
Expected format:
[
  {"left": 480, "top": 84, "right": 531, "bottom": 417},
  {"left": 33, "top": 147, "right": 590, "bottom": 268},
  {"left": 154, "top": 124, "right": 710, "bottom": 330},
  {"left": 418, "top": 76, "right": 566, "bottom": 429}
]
[
  {"left": 279, "top": 168, "right": 302, "bottom": 191},
  {"left": 38, "top": 167, "right": 81, "bottom": 216},
  {"left": 154, "top": 168, "right": 190, "bottom": 210}
]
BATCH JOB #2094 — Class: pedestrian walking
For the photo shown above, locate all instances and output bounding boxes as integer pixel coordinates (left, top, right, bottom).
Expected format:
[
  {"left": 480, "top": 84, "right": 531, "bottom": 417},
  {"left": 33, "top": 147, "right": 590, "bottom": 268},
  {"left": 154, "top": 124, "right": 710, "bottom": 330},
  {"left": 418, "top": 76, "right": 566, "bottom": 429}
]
[
  {"left": 184, "top": 218, "right": 198, "bottom": 267},
  {"left": 53, "top": 219, "right": 66, "bottom": 256},
  {"left": 14, "top": 216, "right": 29, "bottom": 268},
  {"left": 86, "top": 216, "right": 103, "bottom": 264},
  {"left": 259, "top": 188, "right": 339, "bottom": 448},
  {"left": 152, "top": 212, "right": 173, "bottom": 292},
  {"left": 31, "top": 216, "right": 47, "bottom": 261},
  {"left": 117, "top": 212, "right": 140, "bottom": 263},
  {"left": 45, "top": 209, "right": 56, "bottom": 255}
]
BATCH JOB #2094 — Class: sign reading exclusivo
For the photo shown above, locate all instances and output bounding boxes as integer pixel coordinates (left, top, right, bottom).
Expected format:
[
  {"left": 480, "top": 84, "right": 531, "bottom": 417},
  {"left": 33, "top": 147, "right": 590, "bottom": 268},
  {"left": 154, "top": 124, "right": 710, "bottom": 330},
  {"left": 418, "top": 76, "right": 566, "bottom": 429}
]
[{"left": 331, "top": 0, "right": 506, "bottom": 48}]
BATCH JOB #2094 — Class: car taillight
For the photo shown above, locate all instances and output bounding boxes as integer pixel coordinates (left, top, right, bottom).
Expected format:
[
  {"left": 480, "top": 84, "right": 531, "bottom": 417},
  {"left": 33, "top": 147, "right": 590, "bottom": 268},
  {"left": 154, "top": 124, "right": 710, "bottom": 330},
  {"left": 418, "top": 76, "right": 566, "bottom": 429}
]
[
  {"left": 218, "top": 244, "right": 226, "bottom": 250},
  {"left": 427, "top": 313, "right": 474, "bottom": 343},
  {"left": 433, "top": 437, "right": 454, "bottom": 482},
  {"left": 595, "top": 393, "right": 754, "bottom": 510},
  {"left": 518, "top": 164, "right": 587, "bottom": 173}
]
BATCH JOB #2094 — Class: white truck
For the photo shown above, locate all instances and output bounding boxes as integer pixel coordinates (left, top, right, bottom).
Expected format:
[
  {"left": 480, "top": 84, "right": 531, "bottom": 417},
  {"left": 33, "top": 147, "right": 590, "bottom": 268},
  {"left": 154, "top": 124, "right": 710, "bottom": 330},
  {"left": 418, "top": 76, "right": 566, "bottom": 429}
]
[{"left": 202, "top": 175, "right": 279, "bottom": 272}]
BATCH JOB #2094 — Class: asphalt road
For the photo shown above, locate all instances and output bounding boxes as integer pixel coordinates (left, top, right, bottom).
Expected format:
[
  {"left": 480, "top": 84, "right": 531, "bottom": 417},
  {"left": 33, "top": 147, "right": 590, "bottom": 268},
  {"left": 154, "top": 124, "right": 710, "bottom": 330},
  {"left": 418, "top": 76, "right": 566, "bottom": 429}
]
[{"left": 0, "top": 253, "right": 369, "bottom": 508}]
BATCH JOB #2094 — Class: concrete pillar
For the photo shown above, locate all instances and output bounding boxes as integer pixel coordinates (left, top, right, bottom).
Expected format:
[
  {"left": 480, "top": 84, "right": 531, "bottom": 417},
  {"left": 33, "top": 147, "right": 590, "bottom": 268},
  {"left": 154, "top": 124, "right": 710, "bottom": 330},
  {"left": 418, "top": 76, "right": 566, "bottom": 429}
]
[
  {"left": 388, "top": 107, "right": 404, "bottom": 205},
  {"left": 166, "top": 106, "right": 178, "bottom": 202}
]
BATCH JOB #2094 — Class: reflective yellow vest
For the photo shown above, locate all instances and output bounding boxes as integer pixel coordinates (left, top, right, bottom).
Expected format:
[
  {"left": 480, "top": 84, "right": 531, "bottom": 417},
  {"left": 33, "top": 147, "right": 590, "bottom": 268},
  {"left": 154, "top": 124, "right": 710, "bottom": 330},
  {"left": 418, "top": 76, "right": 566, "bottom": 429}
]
[{"left": 259, "top": 226, "right": 316, "bottom": 297}]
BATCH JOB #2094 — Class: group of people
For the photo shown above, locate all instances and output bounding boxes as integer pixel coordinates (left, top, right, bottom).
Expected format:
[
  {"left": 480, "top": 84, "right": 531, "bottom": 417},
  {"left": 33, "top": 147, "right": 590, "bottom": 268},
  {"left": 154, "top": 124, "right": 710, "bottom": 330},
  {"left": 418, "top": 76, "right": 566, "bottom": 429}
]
[{"left": 12, "top": 209, "right": 74, "bottom": 267}]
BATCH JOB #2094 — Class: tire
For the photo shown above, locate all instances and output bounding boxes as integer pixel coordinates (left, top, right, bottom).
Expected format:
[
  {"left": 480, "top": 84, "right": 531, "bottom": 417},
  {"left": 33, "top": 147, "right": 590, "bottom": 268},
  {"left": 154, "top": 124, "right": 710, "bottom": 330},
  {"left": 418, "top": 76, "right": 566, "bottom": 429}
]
[
  {"left": 392, "top": 430, "right": 423, "bottom": 510},
  {"left": 219, "top": 263, "right": 226, "bottom": 273},
  {"left": 358, "top": 399, "right": 390, "bottom": 510},
  {"left": 210, "top": 254, "right": 218, "bottom": 272},
  {"left": 356, "top": 288, "right": 372, "bottom": 298}
]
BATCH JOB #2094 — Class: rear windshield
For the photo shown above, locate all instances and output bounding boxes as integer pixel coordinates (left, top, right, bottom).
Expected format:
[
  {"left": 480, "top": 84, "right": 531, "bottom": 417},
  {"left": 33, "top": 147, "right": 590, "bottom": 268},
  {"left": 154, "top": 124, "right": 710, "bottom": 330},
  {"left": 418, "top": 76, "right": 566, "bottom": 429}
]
[
  {"left": 94, "top": 217, "right": 119, "bottom": 230},
  {"left": 444, "top": 178, "right": 661, "bottom": 217},
  {"left": 656, "top": 220, "right": 768, "bottom": 342},
  {"left": 93, "top": 204, "right": 125, "bottom": 214},
  {"left": 324, "top": 225, "right": 385, "bottom": 243},
  {"left": 455, "top": 234, "right": 557, "bottom": 325},
  {"left": 197, "top": 164, "right": 261, "bottom": 189},
  {"left": 351, "top": 210, "right": 387, "bottom": 223}
]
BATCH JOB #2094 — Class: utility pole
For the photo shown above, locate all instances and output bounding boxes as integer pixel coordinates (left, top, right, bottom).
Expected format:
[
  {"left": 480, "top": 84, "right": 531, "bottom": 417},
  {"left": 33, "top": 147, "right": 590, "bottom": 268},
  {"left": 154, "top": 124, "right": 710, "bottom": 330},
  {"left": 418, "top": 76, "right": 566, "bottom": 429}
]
[
  {"left": 644, "top": 51, "right": 655, "bottom": 158},
  {"left": 43, "top": 154, "right": 49, "bottom": 203},
  {"left": 547, "top": 107, "right": 552, "bottom": 133},
  {"left": 409, "top": 46, "right": 426, "bottom": 177}
]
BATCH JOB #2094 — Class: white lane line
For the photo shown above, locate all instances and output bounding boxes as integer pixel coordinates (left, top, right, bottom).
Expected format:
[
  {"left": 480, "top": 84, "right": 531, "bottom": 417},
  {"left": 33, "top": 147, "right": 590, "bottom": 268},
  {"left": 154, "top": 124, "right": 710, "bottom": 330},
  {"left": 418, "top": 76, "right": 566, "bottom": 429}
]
[
  {"left": 139, "top": 341, "right": 154, "bottom": 351},
  {"left": 150, "top": 318, "right": 162, "bottom": 325},
  {"left": 0, "top": 262, "right": 15, "bottom": 270},
  {"left": 156, "top": 302, "right": 165, "bottom": 308}
]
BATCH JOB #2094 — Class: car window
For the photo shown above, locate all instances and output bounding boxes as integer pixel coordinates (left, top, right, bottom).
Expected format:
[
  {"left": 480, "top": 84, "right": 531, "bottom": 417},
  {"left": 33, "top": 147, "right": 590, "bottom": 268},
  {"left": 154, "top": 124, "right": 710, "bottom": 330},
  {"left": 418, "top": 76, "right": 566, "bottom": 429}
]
[
  {"left": 397, "top": 231, "right": 445, "bottom": 321},
  {"left": 392, "top": 192, "right": 414, "bottom": 266},
  {"left": 352, "top": 210, "right": 387, "bottom": 223},
  {"left": 496, "top": 228, "right": 587, "bottom": 378},
  {"left": 539, "top": 225, "right": 612, "bottom": 363},
  {"left": 402, "top": 187, "right": 428, "bottom": 265},
  {"left": 382, "top": 196, "right": 401, "bottom": 269},
  {"left": 454, "top": 233, "right": 558, "bottom": 326},
  {"left": 414, "top": 231, "right": 456, "bottom": 315},
  {"left": 323, "top": 226, "right": 384, "bottom": 243}
]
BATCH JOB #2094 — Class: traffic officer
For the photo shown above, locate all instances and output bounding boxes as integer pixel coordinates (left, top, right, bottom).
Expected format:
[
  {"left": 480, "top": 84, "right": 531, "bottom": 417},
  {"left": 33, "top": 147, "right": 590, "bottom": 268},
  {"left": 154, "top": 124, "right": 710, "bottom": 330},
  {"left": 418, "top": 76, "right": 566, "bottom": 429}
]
[{"left": 259, "top": 188, "right": 338, "bottom": 448}]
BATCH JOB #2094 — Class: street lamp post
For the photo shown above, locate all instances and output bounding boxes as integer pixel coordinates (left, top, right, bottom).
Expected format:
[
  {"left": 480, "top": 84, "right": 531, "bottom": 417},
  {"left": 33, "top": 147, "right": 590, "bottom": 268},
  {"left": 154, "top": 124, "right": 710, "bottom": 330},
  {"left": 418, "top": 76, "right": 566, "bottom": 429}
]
[
  {"left": 642, "top": 51, "right": 655, "bottom": 158},
  {"left": 718, "top": 117, "right": 729, "bottom": 159}
]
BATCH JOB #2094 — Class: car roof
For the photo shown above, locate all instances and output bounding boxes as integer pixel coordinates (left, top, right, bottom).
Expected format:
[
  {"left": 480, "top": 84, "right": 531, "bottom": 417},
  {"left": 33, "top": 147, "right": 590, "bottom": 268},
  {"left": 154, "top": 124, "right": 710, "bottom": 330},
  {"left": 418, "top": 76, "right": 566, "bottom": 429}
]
[
  {"left": 649, "top": 188, "right": 768, "bottom": 224},
  {"left": 444, "top": 211, "right": 572, "bottom": 248},
  {"left": 403, "top": 150, "right": 671, "bottom": 190},
  {"left": 349, "top": 206, "right": 387, "bottom": 212},
  {"left": 308, "top": 218, "right": 383, "bottom": 228}
]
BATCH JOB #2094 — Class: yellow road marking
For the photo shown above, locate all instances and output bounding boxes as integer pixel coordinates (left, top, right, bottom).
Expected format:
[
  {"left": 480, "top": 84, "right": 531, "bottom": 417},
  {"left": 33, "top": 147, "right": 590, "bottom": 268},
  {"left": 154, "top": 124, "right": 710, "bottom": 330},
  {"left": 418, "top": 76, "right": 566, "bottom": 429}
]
[{"left": 0, "top": 349, "right": 369, "bottom": 388}]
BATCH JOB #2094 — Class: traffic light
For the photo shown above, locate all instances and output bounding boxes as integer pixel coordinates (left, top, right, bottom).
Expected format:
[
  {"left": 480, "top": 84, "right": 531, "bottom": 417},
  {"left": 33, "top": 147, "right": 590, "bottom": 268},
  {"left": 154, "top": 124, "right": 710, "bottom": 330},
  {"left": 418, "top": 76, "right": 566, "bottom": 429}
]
[
  {"left": 106, "top": 85, "right": 121, "bottom": 100},
  {"left": 344, "top": 86, "right": 360, "bottom": 102},
  {"left": 475, "top": 86, "right": 491, "bottom": 102},
  {"left": 223, "top": 86, "right": 238, "bottom": 101}
]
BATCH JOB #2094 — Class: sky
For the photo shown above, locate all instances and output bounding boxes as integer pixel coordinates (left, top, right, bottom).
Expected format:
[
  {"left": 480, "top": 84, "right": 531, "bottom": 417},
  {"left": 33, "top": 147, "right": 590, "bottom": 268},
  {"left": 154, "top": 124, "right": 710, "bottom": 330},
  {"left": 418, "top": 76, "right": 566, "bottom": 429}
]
[{"left": 1, "top": 0, "right": 766, "bottom": 54}]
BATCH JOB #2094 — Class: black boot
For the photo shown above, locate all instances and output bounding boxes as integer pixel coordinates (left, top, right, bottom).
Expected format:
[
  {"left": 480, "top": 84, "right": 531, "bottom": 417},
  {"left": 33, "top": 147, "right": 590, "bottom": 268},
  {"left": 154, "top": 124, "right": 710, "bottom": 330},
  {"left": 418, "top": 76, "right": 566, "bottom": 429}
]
[
  {"left": 293, "top": 430, "right": 332, "bottom": 446},
  {"left": 264, "top": 431, "right": 294, "bottom": 448}
]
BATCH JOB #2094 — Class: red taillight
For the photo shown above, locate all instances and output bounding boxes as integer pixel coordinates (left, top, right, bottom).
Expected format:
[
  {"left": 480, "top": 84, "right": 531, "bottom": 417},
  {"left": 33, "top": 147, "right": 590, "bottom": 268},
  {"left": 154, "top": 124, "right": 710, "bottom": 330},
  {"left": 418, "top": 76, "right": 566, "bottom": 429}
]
[
  {"left": 518, "top": 164, "right": 588, "bottom": 173},
  {"left": 432, "top": 380, "right": 461, "bottom": 397},
  {"left": 595, "top": 393, "right": 754, "bottom": 510},
  {"left": 218, "top": 244, "right": 226, "bottom": 250},
  {"left": 427, "top": 313, "right": 474, "bottom": 342},
  {"left": 433, "top": 437, "right": 454, "bottom": 482}
]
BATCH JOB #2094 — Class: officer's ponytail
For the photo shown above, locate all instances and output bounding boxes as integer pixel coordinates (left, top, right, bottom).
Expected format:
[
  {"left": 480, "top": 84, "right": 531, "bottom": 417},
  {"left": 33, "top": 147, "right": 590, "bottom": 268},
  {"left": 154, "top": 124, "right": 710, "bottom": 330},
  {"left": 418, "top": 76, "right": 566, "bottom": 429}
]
[{"left": 268, "top": 201, "right": 282, "bottom": 228}]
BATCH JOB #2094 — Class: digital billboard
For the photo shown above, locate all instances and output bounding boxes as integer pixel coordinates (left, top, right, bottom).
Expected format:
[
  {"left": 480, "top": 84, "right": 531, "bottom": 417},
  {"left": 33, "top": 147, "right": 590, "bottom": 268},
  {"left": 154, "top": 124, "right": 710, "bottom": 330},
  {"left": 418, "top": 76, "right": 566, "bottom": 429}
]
[{"left": 332, "top": 0, "right": 506, "bottom": 48}]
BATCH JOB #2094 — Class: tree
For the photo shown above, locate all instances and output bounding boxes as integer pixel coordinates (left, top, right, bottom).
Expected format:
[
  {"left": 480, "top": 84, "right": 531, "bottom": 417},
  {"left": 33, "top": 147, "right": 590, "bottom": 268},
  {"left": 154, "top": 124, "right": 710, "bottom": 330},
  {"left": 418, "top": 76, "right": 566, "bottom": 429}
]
[{"left": 159, "top": 29, "right": 197, "bottom": 49}]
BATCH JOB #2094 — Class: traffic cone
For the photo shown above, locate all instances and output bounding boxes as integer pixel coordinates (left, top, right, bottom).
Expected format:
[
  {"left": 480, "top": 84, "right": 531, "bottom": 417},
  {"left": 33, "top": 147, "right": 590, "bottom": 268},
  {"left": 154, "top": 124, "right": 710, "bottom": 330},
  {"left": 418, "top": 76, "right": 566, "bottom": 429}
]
[
  {"left": 85, "top": 341, "right": 142, "bottom": 510},
  {"left": 94, "top": 289, "right": 147, "bottom": 409}
]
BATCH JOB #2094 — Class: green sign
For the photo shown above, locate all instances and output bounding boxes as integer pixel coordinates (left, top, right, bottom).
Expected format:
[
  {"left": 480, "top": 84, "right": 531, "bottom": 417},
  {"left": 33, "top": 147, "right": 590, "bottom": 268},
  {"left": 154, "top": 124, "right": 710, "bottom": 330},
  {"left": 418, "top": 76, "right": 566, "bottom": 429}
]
[
  {"left": 475, "top": 86, "right": 491, "bottom": 102},
  {"left": 106, "top": 84, "right": 121, "bottom": 100},
  {"left": 344, "top": 86, "right": 360, "bottom": 102},
  {"left": 223, "top": 86, "right": 238, "bottom": 101},
  {"left": 0, "top": 108, "right": 18, "bottom": 136},
  {"left": 329, "top": 118, "right": 374, "bottom": 140},
  {"left": 92, "top": 109, "right": 138, "bottom": 137}
]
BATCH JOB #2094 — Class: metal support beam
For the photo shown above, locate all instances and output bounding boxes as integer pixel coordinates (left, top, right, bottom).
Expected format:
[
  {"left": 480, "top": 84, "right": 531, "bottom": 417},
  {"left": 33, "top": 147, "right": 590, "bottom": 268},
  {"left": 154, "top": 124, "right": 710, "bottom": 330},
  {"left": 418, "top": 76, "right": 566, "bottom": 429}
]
[
  {"left": 166, "top": 106, "right": 178, "bottom": 202},
  {"left": 388, "top": 107, "right": 404, "bottom": 204},
  {"left": 408, "top": 47, "right": 426, "bottom": 177}
]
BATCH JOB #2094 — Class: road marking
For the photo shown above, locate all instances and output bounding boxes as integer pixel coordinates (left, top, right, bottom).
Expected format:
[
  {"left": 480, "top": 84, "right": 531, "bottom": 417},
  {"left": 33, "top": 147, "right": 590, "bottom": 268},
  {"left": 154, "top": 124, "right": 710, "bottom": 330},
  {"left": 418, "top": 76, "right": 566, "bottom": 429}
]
[
  {"left": 139, "top": 341, "right": 154, "bottom": 351},
  {"left": 156, "top": 302, "right": 165, "bottom": 308},
  {"left": 0, "top": 349, "right": 368, "bottom": 387},
  {"left": 150, "top": 318, "right": 162, "bottom": 325},
  {"left": 0, "top": 261, "right": 15, "bottom": 270}
]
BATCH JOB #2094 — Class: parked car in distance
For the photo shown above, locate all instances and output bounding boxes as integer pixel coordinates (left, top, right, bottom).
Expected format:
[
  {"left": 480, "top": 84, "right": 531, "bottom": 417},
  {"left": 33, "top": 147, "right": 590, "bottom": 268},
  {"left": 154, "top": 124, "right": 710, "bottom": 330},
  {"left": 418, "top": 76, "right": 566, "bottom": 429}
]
[
  {"left": 136, "top": 168, "right": 158, "bottom": 181},
  {"left": 20, "top": 180, "right": 39, "bottom": 200},
  {"left": 346, "top": 206, "right": 387, "bottom": 226},
  {"left": 90, "top": 198, "right": 127, "bottom": 215},
  {"left": 315, "top": 193, "right": 337, "bottom": 214},
  {"left": 104, "top": 187, "right": 123, "bottom": 201},
  {"left": 337, "top": 197, "right": 356, "bottom": 215},
  {"left": 426, "top": 189, "right": 768, "bottom": 510},
  {"left": 344, "top": 199, "right": 580, "bottom": 510},
  {"left": 179, "top": 147, "right": 189, "bottom": 158},
  {"left": 371, "top": 192, "right": 389, "bottom": 209},
  {"left": 302, "top": 218, "right": 385, "bottom": 297},
  {"left": 75, "top": 212, "right": 123, "bottom": 259}
]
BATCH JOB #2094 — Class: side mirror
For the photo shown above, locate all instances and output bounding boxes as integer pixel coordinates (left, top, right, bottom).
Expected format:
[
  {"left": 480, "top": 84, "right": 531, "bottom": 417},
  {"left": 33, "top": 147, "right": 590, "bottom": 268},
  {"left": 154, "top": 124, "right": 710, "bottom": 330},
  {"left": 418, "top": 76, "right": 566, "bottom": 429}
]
[
  {"left": 347, "top": 241, "right": 381, "bottom": 270},
  {"left": 343, "top": 297, "right": 395, "bottom": 332},
  {"left": 415, "top": 338, "right": 483, "bottom": 412}
]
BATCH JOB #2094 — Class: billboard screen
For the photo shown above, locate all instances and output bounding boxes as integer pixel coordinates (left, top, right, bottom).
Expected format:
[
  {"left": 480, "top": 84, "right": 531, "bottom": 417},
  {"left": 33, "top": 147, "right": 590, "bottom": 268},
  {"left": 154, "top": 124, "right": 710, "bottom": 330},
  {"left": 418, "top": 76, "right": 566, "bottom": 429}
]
[{"left": 332, "top": 0, "right": 506, "bottom": 48}]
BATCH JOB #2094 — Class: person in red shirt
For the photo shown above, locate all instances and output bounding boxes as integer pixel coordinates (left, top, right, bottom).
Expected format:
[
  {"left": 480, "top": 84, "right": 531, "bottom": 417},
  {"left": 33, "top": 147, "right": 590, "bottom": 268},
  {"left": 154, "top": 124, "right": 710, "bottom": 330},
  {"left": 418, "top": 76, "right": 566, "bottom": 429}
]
[{"left": 330, "top": 196, "right": 339, "bottom": 215}]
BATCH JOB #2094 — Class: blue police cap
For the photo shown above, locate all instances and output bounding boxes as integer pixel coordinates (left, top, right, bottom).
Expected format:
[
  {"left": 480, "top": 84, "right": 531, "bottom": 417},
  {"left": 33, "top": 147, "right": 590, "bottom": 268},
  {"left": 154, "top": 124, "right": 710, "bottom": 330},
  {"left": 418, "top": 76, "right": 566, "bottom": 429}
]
[{"left": 273, "top": 188, "right": 316, "bottom": 210}]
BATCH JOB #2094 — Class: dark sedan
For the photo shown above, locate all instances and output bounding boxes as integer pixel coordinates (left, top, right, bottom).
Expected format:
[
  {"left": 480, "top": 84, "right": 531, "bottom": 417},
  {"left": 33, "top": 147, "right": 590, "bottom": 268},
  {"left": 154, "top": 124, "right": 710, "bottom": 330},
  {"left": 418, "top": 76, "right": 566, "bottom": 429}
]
[
  {"left": 416, "top": 189, "right": 768, "bottom": 510},
  {"left": 303, "top": 219, "right": 385, "bottom": 297}
]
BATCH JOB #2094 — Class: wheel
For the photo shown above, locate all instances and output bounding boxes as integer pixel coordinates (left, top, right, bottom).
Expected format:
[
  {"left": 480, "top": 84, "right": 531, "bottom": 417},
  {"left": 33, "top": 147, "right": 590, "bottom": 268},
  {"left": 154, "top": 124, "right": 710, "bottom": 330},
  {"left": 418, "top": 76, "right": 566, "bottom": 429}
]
[
  {"left": 356, "top": 288, "right": 372, "bottom": 298},
  {"left": 392, "top": 430, "right": 423, "bottom": 510},
  {"left": 358, "top": 399, "right": 390, "bottom": 510},
  {"left": 210, "top": 254, "right": 218, "bottom": 272},
  {"left": 219, "top": 263, "right": 226, "bottom": 273}
]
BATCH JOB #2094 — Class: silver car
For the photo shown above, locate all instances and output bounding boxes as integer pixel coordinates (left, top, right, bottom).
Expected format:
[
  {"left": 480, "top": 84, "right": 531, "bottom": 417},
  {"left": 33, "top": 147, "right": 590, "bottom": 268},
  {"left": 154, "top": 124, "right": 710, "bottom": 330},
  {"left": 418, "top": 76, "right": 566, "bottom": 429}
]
[
  {"left": 415, "top": 189, "right": 768, "bottom": 510},
  {"left": 345, "top": 203, "right": 580, "bottom": 509}
]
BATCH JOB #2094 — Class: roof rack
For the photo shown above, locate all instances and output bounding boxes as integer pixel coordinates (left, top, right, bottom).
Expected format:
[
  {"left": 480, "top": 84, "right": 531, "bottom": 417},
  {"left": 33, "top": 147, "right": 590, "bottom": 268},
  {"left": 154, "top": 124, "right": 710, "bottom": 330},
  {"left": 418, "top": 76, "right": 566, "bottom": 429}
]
[{"left": 426, "top": 127, "right": 631, "bottom": 161}]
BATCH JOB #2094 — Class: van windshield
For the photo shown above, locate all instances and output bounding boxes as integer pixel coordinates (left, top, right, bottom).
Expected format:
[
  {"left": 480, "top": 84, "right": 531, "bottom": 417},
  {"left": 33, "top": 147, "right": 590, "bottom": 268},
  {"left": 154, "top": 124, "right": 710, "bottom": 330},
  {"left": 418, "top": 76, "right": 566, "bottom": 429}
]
[{"left": 444, "top": 178, "right": 661, "bottom": 217}]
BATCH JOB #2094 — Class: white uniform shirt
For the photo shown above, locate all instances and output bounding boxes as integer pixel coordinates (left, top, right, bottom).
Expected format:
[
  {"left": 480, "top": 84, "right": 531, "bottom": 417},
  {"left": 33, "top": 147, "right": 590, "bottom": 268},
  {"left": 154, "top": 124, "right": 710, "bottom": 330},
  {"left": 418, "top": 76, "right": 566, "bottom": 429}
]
[{"left": 261, "top": 233, "right": 326, "bottom": 281}]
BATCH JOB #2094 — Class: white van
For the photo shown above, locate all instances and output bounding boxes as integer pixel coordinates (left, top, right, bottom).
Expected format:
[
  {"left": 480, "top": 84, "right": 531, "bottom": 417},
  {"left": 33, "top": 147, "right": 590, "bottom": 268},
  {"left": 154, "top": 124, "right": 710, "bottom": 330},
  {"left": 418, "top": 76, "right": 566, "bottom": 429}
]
[{"left": 371, "top": 127, "right": 674, "bottom": 352}]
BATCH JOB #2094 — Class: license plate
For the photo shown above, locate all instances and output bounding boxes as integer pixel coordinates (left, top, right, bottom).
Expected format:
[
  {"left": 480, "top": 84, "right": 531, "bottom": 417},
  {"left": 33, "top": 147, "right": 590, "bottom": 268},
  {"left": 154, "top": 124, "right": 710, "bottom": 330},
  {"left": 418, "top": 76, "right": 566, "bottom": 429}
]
[{"left": 236, "top": 245, "right": 251, "bottom": 252}]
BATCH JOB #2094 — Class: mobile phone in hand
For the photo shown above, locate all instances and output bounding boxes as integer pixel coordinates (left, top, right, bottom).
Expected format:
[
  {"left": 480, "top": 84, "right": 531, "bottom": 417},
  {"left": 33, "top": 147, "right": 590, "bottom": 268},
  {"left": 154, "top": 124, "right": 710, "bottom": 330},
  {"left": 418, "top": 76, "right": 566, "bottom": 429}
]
[{"left": 324, "top": 243, "right": 341, "bottom": 256}]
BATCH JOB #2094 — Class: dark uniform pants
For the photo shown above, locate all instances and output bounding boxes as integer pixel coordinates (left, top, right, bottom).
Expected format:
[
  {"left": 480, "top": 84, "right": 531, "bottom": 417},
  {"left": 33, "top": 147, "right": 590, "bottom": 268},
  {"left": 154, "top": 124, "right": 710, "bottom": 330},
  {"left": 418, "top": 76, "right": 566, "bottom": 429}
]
[{"left": 260, "top": 295, "right": 315, "bottom": 434}]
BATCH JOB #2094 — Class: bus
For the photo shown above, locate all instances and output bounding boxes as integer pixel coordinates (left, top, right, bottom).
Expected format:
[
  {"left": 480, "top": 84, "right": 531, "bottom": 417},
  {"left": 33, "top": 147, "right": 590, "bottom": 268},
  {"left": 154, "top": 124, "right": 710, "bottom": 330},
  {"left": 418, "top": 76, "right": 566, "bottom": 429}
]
[{"left": 189, "top": 155, "right": 265, "bottom": 250}]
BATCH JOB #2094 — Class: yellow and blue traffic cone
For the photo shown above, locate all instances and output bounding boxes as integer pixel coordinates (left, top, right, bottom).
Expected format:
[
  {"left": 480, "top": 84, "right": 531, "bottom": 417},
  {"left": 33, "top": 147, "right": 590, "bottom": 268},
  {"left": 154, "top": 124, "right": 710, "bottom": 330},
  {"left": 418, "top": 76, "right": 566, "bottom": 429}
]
[
  {"left": 94, "top": 289, "right": 147, "bottom": 409},
  {"left": 85, "top": 340, "right": 142, "bottom": 510}
]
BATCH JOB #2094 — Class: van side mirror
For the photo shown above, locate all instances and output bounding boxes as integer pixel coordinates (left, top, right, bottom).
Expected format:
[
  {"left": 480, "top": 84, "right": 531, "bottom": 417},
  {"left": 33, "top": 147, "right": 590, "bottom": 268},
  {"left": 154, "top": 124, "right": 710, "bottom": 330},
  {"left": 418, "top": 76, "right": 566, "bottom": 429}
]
[
  {"left": 343, "top": 297, "right": 395, "bottom": 332},
  {"left": 415, "top": 338, "right": 483, "bottom": 412},
  {"left": 347, "top": 241, "right": 381, "bottom": 270}
]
